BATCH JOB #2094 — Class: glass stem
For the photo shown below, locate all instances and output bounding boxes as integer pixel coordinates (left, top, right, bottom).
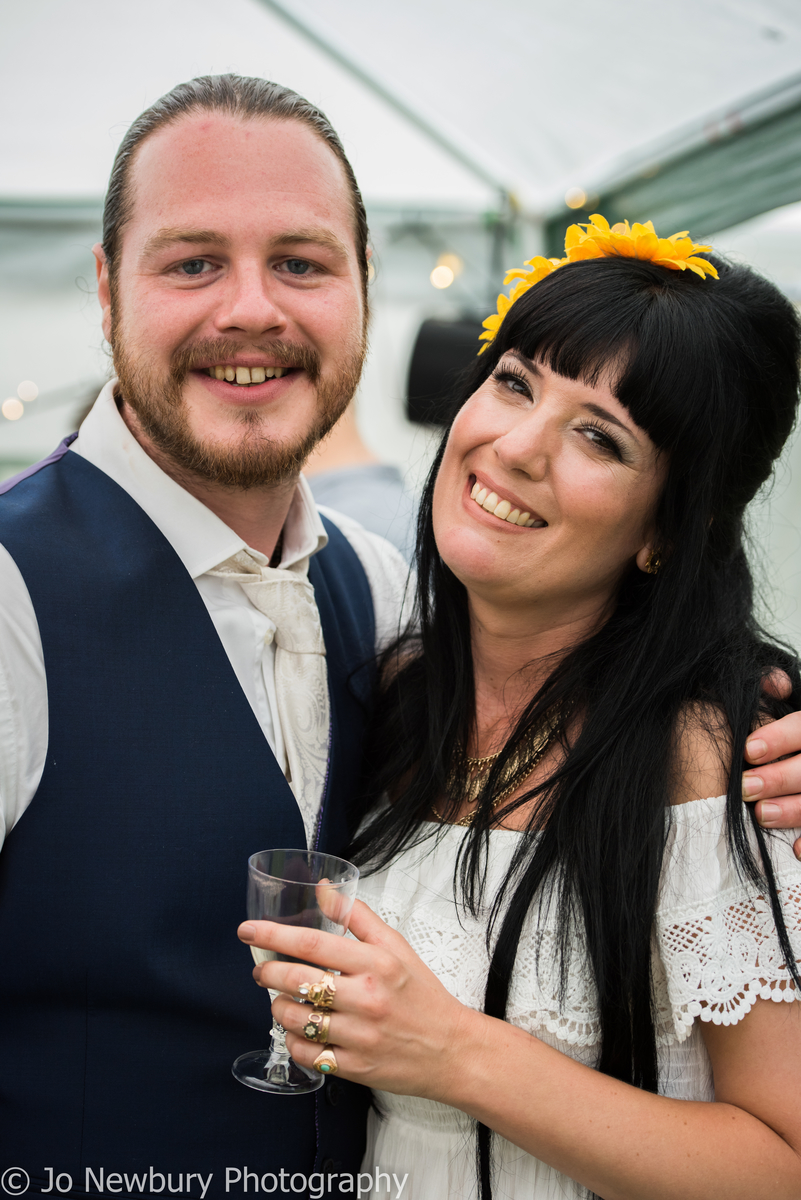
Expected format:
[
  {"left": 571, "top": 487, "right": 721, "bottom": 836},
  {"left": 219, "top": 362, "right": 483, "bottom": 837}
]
[{"left": 270, "top": 1020, "right": 290, "bottom": 1061}]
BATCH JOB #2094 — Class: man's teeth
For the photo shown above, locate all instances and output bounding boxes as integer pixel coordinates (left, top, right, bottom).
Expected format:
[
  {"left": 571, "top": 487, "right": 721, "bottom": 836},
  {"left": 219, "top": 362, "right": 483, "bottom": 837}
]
[
  {"left": 469, "top": 481, "right": 545, "bottom": 527},
  {"left": 206, "top": 365, "right": 286, "bottom": 384}
]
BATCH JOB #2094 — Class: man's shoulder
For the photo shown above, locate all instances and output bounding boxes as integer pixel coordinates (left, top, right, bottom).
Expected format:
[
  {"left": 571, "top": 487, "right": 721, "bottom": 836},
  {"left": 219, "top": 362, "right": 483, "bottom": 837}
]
[{"left": 316, "top": 506, "right": 413, "bottom": 651}]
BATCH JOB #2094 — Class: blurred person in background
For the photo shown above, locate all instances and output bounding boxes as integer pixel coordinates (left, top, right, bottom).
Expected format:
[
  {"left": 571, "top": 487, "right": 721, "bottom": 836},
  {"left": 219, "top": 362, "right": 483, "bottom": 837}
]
[{"left": 305, "top": 402, "right": 418, "bottom": 561}]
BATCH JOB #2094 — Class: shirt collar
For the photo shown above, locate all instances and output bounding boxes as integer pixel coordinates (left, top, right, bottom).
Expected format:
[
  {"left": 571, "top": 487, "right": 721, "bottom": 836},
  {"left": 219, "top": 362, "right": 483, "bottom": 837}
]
[{"left": 70, "top": 380, "right": 328, "bottom": 578}]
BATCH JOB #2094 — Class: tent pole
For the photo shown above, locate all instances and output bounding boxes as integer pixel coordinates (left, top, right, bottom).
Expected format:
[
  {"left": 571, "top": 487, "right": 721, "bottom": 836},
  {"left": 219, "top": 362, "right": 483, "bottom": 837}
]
[{"left": 254, "top": 0, "right": 511, "bottom": 209}]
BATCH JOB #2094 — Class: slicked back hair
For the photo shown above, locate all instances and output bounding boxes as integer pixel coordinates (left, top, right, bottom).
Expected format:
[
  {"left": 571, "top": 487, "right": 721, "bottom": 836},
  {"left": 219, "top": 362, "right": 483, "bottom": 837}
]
[{"left": 101, "top": 74, "right": 370, "bottom": 301}]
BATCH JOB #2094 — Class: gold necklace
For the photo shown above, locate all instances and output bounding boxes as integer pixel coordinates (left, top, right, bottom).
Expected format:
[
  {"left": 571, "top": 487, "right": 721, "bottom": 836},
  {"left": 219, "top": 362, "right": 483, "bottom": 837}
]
[{"left": 432, "top": 713, "right": 558, "bottom": 828}]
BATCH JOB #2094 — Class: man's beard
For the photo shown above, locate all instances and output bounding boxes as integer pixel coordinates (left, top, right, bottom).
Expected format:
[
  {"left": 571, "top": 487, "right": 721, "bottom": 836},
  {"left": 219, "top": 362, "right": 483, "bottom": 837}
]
[{"left": 111, "top": 329, "right": 364, "bottom": 490}]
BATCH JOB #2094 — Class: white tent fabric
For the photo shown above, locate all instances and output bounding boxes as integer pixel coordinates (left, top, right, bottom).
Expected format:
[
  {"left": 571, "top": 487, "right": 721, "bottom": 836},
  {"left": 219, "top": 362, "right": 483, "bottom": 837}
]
[
  {"left": 266, "top": 0, "right": 801, "bottom": 210},
  {"left": 3, "top": 0, "right": 801, "bottom": 209}
]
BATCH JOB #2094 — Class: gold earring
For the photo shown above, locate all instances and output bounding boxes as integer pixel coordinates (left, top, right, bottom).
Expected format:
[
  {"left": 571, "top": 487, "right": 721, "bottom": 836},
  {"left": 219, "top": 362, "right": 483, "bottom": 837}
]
[{"left": 644, "top": 551, "right": 661, "bottom": 575}]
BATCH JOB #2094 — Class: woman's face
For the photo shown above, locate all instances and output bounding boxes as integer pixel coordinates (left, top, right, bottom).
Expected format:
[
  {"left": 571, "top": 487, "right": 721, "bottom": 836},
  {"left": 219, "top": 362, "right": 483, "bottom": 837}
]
[{"left": 432, "top": 351, "right": 666, "bottom": 624}]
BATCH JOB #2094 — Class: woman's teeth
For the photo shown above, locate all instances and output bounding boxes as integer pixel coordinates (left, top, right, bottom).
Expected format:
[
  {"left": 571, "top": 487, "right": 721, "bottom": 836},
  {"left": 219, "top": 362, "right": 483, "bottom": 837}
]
[
  {"left": 470, "top": 481, "right": 544, "bottom": 527},
  {"left": 205, "top": 365, "right": 286, "bottom": 384}
]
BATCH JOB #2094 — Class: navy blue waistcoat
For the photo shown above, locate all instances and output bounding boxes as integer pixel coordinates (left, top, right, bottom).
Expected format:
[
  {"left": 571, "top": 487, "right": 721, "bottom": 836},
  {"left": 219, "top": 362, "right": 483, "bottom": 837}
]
[{"left": 0, "top": 445, "right": 374, "bottom": 1197}]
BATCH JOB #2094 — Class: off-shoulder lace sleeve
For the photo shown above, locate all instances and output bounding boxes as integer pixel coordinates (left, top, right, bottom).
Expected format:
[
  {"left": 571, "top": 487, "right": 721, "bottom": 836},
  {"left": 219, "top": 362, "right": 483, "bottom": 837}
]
[{"left": 654, "top": 794, "right": 801, "bottom": 1045}]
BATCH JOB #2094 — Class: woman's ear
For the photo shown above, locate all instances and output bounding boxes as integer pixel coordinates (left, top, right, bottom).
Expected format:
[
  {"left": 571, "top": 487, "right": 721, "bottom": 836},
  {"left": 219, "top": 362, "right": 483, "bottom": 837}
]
[{"left": 636, "top": 544, "right": 661, "bottom": 575}]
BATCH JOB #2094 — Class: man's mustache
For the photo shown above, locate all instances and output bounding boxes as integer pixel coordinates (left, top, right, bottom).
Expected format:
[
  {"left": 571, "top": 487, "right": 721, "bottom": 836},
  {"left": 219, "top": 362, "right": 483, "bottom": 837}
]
[{"left": 170, "top": 339, "right": 322, "bottom": 384}]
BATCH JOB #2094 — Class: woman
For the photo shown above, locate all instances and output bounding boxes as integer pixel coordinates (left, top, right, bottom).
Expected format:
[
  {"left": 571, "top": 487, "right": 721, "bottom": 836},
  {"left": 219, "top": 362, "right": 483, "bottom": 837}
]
[{"left": 240, "top": 218, "right": 801, "bottom": 1199}]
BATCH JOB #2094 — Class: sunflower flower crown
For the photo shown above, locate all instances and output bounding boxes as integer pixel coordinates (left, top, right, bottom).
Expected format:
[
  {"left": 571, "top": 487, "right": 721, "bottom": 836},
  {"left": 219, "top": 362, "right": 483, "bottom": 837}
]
[{"left": 478, "top": 213, "right": 718, "bottom": 354}]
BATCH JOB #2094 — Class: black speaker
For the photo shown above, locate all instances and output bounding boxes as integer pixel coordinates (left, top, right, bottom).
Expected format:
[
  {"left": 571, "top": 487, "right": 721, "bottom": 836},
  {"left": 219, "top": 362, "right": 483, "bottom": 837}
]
[{"left": 406, "top": 316, "right": 485, "bottom": 426}]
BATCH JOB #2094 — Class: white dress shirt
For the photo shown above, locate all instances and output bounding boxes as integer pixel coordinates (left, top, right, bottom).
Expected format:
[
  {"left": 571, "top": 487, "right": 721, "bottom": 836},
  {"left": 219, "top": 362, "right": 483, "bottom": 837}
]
[{"left": 0, "top": 382, "right": 411, "bottom": 849}]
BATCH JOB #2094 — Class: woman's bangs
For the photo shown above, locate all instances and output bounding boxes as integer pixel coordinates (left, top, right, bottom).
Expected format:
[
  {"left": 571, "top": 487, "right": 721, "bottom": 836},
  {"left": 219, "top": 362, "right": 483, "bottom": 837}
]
[{"left": 494, "top": 258, "right": 718, "bottom": 452}]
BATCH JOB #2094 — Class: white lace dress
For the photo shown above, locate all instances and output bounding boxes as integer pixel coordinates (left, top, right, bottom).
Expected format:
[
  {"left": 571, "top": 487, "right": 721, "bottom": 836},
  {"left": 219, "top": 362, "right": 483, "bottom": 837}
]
[{"left": 356, "top": 796, "right": 801, "bottom": 1199}]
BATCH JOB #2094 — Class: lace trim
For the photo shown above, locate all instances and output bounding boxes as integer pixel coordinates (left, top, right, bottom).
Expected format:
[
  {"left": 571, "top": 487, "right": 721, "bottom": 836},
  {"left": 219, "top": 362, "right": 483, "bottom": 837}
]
[
  {"left": 367, "top": 878, "right": 801, "bottom": 1051},
  {"left": 655, "top": 879, "right": 801, "bottom": 1043}
]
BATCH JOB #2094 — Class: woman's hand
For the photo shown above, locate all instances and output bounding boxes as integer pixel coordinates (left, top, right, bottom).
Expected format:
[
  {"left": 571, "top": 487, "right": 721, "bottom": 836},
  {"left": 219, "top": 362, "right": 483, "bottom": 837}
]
[
  {"left": 237, "top": 900, "right": 482, "bottom": 1098},
  {"left": 237, "top": 907, "right": 801, "bottom": 1200}
]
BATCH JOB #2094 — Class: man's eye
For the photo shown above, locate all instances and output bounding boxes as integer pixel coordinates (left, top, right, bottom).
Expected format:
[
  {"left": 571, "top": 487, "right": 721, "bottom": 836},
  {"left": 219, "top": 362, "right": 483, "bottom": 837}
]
[
  {"left": 180, "top": 259, "right": 209, "bottom": 276},
  {"left": 283, "top": 259, "right": 312, "bottom": 275}
]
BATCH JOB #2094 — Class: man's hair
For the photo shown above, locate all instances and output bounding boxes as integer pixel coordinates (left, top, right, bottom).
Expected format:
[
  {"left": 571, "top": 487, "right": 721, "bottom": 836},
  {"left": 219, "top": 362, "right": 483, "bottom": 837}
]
[{"left": 102, "top": 74, "right": 370, "bottom": 298}]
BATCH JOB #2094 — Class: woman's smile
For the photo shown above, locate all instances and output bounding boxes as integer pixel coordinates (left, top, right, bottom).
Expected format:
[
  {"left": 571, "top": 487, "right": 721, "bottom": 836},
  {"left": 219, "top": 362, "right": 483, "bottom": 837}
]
[
  {"left": 434, "top": 355, "right": 665, "bottom": 621},
  {"left": 467, "top": 474, "right": 548, "bottom": 529}
]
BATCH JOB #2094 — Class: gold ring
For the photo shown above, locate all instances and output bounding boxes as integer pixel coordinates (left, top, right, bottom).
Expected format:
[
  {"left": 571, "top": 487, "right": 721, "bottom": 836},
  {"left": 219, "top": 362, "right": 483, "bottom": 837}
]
[
  {"left": 302, "top": 1010, "right": 331, "bottom": 1044},
  {"left": 312, "top": 1045, "right": 338, "bottom": 1075},
  {"left": 298, "top": 971, "right": 337, "bottom": 1009}
]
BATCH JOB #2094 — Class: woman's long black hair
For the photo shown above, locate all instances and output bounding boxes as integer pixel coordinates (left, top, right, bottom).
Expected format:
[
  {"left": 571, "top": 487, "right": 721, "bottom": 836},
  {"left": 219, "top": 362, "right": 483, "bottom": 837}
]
[{"left": 350, "top": 255, "right": 801, "bottom": 1197}]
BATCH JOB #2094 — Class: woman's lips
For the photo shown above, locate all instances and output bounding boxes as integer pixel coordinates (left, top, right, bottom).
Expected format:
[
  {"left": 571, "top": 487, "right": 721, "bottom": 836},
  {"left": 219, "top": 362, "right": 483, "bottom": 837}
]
[{"left": 469, "top": 478, "right": 547, "bottom": 528}]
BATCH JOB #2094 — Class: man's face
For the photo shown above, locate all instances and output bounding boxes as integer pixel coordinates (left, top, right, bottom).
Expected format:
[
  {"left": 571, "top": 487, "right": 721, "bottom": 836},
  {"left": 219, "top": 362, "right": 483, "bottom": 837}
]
[{"left": 95, "top": 112, "right": 367, "bottom": 488}]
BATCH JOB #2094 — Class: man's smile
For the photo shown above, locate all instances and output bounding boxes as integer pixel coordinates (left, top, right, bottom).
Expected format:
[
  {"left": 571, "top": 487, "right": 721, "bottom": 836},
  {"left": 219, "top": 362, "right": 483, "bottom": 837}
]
[{"left": 204, "top": 364, "right": 288, "bottom": 384}]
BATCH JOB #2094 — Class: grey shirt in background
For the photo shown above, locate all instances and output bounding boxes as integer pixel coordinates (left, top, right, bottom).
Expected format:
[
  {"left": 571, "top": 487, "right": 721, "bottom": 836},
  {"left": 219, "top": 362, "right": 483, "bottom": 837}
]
[{"left": 307, "top": 464, "right": 418, "bottom": 563}]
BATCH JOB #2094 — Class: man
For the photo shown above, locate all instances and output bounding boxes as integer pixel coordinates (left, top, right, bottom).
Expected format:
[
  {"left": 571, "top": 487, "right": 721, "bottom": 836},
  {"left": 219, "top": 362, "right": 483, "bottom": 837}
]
[
  {"left": 0, "top": 73, "right": 799, "bottom": 1199},
  {"left": 0, "top": 76, "right": 408, "bottom": 1196}
]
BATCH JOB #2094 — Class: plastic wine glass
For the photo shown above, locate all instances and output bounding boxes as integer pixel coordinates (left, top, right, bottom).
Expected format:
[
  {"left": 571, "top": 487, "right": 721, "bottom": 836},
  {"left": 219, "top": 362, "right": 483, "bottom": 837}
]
[{"left": 232, "top": 848, "right": 359, "bottom": 1095}]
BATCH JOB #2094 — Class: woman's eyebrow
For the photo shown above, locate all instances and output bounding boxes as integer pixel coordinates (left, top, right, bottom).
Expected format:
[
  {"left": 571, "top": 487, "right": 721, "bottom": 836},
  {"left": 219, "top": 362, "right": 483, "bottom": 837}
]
[
  {"left": 581, "top": 401, "right": 636, "bottom": 437},
  {"left": 508, "top": 350, "right": 542, "bottom": 377},
  {"left": 505, "top": 351, "right": 639, "bottom": 440}
]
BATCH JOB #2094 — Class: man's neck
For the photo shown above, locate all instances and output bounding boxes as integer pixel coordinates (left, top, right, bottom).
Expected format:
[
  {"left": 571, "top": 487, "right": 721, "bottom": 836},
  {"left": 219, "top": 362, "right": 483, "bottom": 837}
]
[{"left": 119, "top": 402, "right": 297, "bottom": 561}]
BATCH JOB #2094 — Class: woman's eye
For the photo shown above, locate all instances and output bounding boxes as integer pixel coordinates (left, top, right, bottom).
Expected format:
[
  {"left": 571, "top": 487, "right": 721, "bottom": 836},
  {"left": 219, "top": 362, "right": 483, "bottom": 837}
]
[
  {"left": 179, "top": 259, "right": 210, "bottom": 276},
  {"left": 282, "top": 259, "right": 313, "bottom": 276},
  {"left": 581, "top": 423, "right": 622, "bottom": 457},
  {"left": 493, "top": 368, "right": 531, "bottom": 397}
]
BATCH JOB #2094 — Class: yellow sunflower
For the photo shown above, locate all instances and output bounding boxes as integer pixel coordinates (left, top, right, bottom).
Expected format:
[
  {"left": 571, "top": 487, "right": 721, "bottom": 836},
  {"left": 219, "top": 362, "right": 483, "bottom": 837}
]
[
  {"left": 565, "top": 214, "right": 718, "bottom": 280},
  {"left": 478, "top": 213, "right": 717, "bottom": 354}
]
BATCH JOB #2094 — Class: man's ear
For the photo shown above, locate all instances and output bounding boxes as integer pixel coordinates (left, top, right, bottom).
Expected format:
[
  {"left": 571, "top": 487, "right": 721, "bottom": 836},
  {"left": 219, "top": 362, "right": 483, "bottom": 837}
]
[{"left": 93, "top": 243, "right": 113, "bottom": 344}]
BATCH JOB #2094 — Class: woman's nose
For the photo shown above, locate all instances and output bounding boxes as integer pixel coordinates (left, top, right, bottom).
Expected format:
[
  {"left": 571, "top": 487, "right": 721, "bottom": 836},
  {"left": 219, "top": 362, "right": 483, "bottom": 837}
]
[{"left": 494, "top": 413, "right": 552, "bottom": 480}]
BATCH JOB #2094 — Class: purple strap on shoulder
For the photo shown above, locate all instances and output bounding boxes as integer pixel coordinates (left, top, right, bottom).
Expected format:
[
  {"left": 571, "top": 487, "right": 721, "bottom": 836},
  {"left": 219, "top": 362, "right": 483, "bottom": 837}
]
[{"left": 0, "top": 433, "right": 79, "bottom": 495}]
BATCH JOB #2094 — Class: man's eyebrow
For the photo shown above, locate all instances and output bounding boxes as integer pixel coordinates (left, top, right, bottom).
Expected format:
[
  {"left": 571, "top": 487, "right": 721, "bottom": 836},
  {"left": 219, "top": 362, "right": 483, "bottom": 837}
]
[
  {"left": 270, "top": 228, "right": 350, "bottom": 257},
  {"left": 141, "top": 228, "right": 231, "bottom": 256},
  {"left": 140, "top": 226, "right": 350, "bottom": 259}
]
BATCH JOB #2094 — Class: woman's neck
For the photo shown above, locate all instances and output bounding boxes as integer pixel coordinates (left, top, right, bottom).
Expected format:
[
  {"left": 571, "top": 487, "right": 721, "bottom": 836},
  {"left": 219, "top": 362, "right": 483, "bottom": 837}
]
[{"left": 467, "top": 593, "right": 605, "bottom": 757}]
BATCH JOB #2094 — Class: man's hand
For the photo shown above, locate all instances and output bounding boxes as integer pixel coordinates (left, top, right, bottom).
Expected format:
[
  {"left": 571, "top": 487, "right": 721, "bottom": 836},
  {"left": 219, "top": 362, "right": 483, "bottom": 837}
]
[{"left": 743, "top": 672, "right": 801, "bottom": 858}]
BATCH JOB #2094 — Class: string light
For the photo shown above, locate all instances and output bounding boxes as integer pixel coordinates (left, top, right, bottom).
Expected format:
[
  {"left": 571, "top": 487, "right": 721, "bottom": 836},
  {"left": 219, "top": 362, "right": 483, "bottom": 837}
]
[
  {"left": 430, "top": 252, "right": 464, "bottom": 290},
  {"left": 565, "top": 187, "right": 587, "bottom": 209},
  {"left": 430, "top": 265, "right": 455, "bottom": 289},
  {"left": 2, "top": 398, "right": 24, "bottom": 420},
  {"left": 17, "top": 380, "right": 38, "bottom": 402}
]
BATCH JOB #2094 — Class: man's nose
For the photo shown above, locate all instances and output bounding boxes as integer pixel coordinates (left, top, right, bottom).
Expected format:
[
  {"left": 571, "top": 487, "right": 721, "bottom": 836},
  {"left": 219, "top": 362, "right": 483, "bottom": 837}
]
[{"left": 213, "top": 265, "right": 288, "bottom": 337}]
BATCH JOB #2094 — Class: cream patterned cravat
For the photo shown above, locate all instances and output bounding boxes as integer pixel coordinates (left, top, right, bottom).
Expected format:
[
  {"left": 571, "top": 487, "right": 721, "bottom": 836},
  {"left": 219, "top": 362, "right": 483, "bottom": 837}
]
[{"left": 207, "top": 548, "right": 328, "bottom": 846}]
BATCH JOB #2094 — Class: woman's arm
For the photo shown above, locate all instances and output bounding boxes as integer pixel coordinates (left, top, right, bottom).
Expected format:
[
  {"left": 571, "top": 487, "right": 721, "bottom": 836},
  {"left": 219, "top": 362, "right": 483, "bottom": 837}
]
[{"left": 243, "top": 909, "right": 801, "bottom": 1200}]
